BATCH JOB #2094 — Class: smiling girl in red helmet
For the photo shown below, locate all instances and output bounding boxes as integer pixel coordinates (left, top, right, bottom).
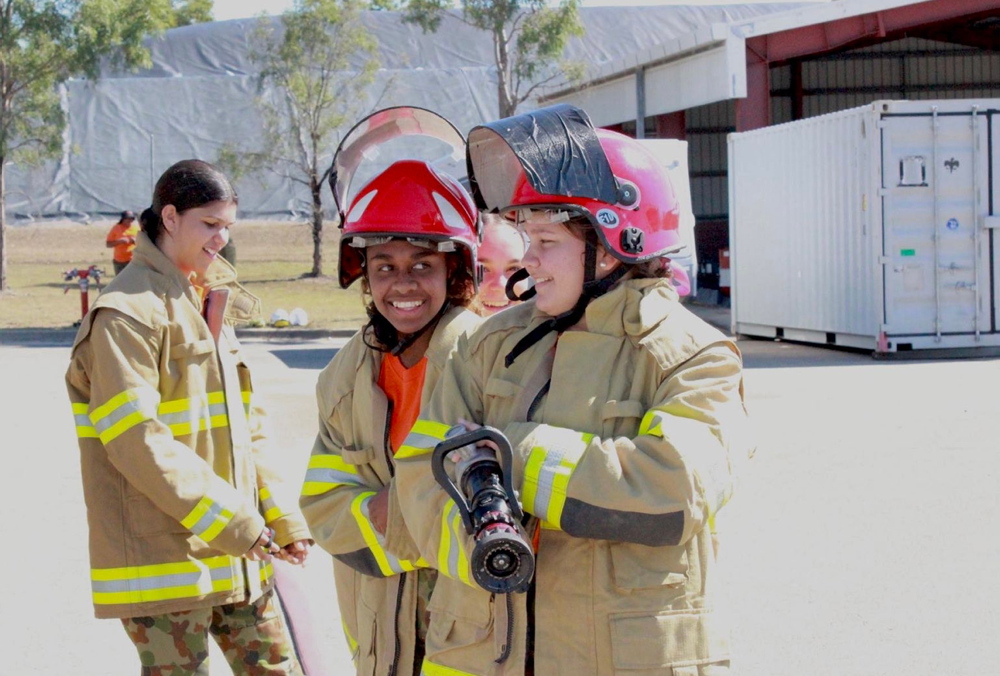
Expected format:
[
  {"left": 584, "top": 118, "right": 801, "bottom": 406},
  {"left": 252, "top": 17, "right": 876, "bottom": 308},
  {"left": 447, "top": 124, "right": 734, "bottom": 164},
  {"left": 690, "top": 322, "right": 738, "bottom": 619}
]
[
  {"left": 298, "top": 108, "right": 483, "bottom": 676},
  {"left": 394, "top": 104, "right": 753, "bottom": 675}
]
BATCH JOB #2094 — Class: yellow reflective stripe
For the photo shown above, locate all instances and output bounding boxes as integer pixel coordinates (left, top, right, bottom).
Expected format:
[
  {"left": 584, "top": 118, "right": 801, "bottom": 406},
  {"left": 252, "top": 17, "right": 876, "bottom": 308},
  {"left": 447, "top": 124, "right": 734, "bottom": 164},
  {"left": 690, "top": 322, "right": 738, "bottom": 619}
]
[
  {"left": 259, "top": 486, "right": 283, "bottom": 523},
  {"left": 73, "top": 403, "right": 98, "bottom": 438},
  {"left": 242, "top": 390, "right": 251, "bottom": 415},
  {"left": 638, "top": 409, "right": 663, "bottom": 436},
  {"left": 301, "top": 454, "right": 362, "bottom": 496},
  {"left": 259, "top": 561, "right": 273, "bottom": 584},
  {"left": 342, "top": 618, "right": 359, "bottom": 661},
  {"left": 157, "top": 392, "right": 229, "bottom": 437},
  {"left": 349, "top": 492, "right": 423, "bottom": 576},
  {"left": 181, "top": 494, "right": 234, "bottom": 543},
  {"left": 437, "top": 501, "right": 470, "bottom": 586},
  {"left": 397, "top": 419, "right": 451, "bottom": 458},
  {"left": 421, "top": 660, "right": 478, "bottom": 676},
  {"left": 91, "top": 555, "right": 236, "bottom": 605},
  {"left": 640, "top": 407, "right": 733, "bottom": 517},
  {"left": 157, "top": 391, "right": 226, "bottom": 414},
  {"left": 90, "top": 387, "right": 159, "bottom": 444},
  {"left": 521, "top": 432, "right": 592, "bottom": 528}
]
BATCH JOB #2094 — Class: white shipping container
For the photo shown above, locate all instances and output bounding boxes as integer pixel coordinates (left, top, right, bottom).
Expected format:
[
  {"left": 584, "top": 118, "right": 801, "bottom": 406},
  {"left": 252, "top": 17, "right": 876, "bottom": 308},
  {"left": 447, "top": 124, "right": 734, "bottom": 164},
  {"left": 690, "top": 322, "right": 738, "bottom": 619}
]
[{"left": 728, "top": 98, "right": 1000, "bottom": 354}]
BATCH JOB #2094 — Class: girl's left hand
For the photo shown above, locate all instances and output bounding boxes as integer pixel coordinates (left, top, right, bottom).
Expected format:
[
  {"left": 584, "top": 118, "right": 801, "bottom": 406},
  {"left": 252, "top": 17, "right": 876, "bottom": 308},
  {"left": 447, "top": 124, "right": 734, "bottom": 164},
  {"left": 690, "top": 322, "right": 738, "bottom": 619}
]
[{"left": 276, "top": 539, "right": 312, "bottom": 566}]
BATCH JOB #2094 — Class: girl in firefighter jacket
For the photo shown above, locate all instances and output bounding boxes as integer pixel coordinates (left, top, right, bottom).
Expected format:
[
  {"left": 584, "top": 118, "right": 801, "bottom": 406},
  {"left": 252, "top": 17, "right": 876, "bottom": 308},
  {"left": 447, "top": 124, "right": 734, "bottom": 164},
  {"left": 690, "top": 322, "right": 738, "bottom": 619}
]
[
  {"left": 65, "top": 160, "right": 311, "bottom": 675},
  {"left": 299, "top": 111, "right": 484, "bottom": 676},
  {"left": 392, "top": 105, "right": 754, "bottom": 676}
]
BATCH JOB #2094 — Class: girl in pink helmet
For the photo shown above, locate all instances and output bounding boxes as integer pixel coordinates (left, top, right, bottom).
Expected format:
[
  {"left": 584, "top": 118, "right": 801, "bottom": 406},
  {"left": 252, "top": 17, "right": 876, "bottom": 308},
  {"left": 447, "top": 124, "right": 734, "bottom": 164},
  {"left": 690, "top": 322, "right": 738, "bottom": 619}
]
[{"left": 395, "top": 104, "right": 753, "bottom": 675}]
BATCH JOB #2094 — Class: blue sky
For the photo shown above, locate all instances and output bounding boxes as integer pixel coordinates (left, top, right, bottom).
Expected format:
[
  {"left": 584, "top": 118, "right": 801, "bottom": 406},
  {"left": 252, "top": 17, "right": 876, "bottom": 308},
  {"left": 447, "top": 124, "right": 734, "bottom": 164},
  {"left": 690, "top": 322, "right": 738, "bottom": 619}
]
[{"left": 212, "top": 0, "right": 828, "bottom": 23}]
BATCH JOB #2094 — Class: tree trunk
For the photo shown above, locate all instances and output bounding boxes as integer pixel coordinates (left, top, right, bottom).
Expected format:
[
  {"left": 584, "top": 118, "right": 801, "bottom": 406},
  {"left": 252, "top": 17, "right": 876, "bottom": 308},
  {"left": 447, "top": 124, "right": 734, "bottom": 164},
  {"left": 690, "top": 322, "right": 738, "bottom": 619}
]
[
  {"left": 494, "top": 27, "right": 515, "bottom": 118},
  {"left": 0, "top": 158, "right": 7, "bottom": 292},
  {"left": 310, "top": 177, "right": 324, "bottom": 277}
]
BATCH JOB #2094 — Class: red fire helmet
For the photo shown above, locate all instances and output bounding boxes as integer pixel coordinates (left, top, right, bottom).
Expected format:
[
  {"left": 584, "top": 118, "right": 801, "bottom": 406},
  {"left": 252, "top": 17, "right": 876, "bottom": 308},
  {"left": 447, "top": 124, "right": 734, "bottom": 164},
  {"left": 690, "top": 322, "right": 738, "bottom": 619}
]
[
  {"left": 467, "top": 104, "right": 682, "bottom": 265},
  {"left": 338, "top": 159, "right": 479, "bottom": 289}
]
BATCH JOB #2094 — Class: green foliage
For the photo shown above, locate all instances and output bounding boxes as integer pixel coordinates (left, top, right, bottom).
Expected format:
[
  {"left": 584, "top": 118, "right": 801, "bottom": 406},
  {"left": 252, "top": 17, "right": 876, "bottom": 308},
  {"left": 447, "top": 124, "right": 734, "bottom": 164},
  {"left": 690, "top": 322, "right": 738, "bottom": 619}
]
[
  {"left": 0, "top": 0, "right": 171, "bottom": 290},
  {"left": 0, "top": 0, "right": 170, "bottom": 163},
  {"left": 172, "top": 0, "right": 213, "bottom": 26},
  {"left": 221, "top": 0, "right": 380, "bottom": 276},
  {"left": 402, "top": 0, "right": 583, "bottom": 117},
  {"left": 368, "top": 0, "right": 405, "bottom": 10}
]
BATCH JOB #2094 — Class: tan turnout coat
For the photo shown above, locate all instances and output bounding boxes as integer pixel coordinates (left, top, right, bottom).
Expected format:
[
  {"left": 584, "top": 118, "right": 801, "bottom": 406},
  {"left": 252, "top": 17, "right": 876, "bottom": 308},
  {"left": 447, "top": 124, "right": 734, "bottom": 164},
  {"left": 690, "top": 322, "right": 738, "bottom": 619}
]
[
  {"left": 65, "top": 233, "right": 309, "bottom": 619},
  {"left": 393, "top": 279, "right": 753, "bottom": 676},
  {"left": 300, "top": 306, "right": 482, "bottom": 675}
]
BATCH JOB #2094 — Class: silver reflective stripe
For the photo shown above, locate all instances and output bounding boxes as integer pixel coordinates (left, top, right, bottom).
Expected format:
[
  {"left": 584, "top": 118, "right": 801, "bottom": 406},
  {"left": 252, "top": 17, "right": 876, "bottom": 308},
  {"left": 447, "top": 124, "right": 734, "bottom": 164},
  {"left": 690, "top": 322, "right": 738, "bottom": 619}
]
[
  {"left": 93, "top": 397, "right": 151, "bottom": 436},
  {"left": 91, "top": 564, "right": 230, "bottom": 593},
  {"left": 188, "top": 502, "right": 227, "bottom": 537},
  {"left": 157, "top": 402, "right": 227, "bottom": 428},
  {"left": 400, "top": 431, "right": 440, "bottom": 451},
  {"left": 303, "top": 467, "right": 363, "bottom": 487}
]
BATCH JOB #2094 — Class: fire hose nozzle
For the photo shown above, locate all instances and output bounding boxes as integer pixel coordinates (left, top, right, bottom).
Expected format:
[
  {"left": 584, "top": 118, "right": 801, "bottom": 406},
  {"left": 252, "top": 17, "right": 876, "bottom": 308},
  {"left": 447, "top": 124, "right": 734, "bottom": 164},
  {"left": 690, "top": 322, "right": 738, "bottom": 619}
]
[{"left": 431, "top": 426, "right": 535, "bottom": 594}]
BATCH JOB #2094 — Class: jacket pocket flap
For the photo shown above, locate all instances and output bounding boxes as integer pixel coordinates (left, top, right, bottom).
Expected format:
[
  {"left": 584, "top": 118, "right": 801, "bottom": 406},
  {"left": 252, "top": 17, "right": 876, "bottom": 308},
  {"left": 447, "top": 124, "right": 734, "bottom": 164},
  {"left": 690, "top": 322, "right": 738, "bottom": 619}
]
[
  {"left": 427, "top": 578, "right": 493, "bottom": 627},
  {"left": 610, "top": 608, "right": 729, "bottom": 669},
  {"left": 170, "top": 339, "right": 215, "bottom": 359},
  {"left": 341, "top": 447, "right": 377, "bottom": 465},
  {"left": 484, "top": 376, "right": 522, "bottom": 399},
  {"left": 601, "top": 399, "right": 645, "bottom": 421},
  {"left": 610, "top": 541, "right": 687, "bottom": 589}
]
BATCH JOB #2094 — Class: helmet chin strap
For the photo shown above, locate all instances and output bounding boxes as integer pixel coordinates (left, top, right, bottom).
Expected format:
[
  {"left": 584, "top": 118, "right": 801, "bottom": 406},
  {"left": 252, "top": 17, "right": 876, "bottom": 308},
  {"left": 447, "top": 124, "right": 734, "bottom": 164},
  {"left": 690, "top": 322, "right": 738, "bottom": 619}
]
[
  {"left": 390, "top": 299, "right": 453, "bottom": 356},
  {"left": 364, "top": 299, "right": 453, "bottom": 356},
  {"left": 504, "top": 231, "right": 626, "bottom": 368},
  {"left": 504, "top": 267, "right": 536, "bottom": 302}
]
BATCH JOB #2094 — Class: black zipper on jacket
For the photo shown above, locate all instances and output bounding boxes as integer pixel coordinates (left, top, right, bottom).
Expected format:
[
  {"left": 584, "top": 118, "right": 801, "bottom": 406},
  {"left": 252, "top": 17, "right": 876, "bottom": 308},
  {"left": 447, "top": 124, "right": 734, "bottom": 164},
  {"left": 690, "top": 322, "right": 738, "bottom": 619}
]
[
  {"left": 383, "top": 401, "right": 395, "bottom": 478},
  {"left": 388, "top": 573, "right": 406, "bottom": 676},
  {"left": 382, "top": 400, "right": 405, "bottom": 676}
]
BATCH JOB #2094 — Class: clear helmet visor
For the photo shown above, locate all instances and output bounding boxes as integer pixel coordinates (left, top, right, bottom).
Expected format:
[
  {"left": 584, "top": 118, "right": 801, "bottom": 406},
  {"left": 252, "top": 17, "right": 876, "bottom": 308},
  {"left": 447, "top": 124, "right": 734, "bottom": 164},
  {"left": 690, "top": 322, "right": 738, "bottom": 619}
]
[{"left": 331, "top": 106, "right": 467, "bottom": 218}]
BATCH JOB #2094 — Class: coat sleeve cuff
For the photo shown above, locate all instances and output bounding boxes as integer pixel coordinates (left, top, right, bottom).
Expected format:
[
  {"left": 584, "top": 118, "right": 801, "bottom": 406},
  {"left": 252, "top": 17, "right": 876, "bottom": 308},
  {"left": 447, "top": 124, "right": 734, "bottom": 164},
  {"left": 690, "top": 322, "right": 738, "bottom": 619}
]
[{"left": 269, "top": 513, "right": 313, "bottom": 547}]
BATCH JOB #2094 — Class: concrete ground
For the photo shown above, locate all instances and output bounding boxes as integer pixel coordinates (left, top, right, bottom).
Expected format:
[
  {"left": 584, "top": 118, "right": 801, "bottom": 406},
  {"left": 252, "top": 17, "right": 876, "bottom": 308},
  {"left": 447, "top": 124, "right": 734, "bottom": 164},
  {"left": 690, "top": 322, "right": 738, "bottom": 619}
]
[{"left": 2, "top": 311, "right": 999, "bottom": 675}]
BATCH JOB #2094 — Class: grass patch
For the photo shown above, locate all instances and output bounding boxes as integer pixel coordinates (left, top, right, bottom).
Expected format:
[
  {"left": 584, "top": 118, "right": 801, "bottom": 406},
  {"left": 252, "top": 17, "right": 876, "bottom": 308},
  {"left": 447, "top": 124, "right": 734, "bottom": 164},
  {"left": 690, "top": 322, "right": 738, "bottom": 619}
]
[{"left": 0, "top": 220, "right": 368, "bottom": 330}]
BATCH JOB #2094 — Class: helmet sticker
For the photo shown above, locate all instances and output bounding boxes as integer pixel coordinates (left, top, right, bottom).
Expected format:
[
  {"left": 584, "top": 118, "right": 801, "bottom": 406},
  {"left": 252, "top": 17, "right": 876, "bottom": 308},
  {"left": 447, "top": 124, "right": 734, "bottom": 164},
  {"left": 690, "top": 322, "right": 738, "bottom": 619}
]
[
  {"left": 433, "top": 192, "right": 469, "bottom": 231},
  {"left": 595, "top": 208, "right": 620, "bottom": 229},
  {"left": 346, "top": 189, "right": 378, "bottom": 223}
]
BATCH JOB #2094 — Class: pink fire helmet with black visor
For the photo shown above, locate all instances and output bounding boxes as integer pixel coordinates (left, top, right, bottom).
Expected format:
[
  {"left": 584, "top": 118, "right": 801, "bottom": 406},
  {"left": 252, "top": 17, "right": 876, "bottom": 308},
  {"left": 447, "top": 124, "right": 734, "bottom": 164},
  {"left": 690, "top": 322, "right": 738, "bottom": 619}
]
[{"left": 465, "top": 104, "right": 683, "bottom": 366}]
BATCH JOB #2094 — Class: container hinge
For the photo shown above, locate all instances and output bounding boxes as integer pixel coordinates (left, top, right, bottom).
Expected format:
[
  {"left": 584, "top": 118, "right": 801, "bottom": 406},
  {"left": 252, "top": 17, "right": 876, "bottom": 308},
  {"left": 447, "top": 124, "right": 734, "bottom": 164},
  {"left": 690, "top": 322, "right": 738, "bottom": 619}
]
[
  {"left": 878, "top": 255, "right": 892, "bottom": 264},
  {"left": 983, "top": 215, "right": 1000, "bottom": 229},
  {"left": 877, "top": 187, "right": 890, "bottom": 197}
]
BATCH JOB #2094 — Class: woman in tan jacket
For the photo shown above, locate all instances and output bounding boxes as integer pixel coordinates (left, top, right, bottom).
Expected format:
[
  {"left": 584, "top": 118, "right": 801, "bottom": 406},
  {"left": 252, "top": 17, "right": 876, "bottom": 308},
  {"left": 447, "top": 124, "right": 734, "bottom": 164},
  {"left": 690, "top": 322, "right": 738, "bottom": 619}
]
[
  {"left": 299, "top": 107, "right": 483, "bottom": 676},
  {"left": 66, "top": 159, "right": 311, "bottom": 675},
  {"left": 394, "top": 105, "right": 753, "bottom": 675}
]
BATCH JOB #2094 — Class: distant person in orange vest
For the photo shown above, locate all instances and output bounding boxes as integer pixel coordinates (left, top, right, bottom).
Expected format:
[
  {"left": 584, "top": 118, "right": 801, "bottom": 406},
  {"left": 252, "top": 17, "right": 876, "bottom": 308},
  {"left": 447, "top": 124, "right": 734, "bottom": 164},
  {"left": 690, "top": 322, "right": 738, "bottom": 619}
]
[{"left": 106, "top": 210, "right": 140, "bottom": 275}]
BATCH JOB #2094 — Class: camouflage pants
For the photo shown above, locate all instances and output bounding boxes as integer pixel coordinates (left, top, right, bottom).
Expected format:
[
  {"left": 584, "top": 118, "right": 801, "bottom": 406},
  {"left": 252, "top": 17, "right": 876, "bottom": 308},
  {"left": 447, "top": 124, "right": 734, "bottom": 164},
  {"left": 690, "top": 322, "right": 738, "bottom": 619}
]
[{"left": 121, "top": 588, "right": 304, "bottom": 676}]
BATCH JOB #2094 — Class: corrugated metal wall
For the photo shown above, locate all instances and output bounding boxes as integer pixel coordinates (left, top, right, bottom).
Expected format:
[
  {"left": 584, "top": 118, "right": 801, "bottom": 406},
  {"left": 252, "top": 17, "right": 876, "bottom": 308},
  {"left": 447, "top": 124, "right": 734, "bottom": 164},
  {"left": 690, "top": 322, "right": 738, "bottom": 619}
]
[
  {"left": 662, "top": 37, "right": 1000, "bottom": 290},
  {"left": 678, "top": 38, "right": 1000, "bottom": 225}
]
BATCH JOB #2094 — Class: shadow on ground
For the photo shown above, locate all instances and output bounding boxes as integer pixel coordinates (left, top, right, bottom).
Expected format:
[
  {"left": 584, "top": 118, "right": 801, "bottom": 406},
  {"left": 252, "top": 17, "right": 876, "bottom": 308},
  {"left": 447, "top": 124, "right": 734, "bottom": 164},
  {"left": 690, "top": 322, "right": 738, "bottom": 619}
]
[{"left": 270, "top": 347, "right": 340, "bottom": 370}]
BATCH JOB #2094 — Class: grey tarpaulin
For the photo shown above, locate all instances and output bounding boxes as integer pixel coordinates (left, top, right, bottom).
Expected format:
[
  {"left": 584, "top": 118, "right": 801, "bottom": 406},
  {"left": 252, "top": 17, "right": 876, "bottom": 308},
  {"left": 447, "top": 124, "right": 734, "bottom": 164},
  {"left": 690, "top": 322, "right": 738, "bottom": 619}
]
[{"left": 4, "top": 5, "right": 804, "bottom": 222}]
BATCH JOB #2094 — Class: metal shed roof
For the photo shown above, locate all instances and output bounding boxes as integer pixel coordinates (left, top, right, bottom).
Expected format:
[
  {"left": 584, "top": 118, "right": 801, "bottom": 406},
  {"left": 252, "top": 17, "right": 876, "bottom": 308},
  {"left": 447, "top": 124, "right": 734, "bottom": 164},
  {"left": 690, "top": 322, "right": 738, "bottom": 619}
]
[{"left": 540, "top": 0, "right": 1000, "bottom": 126}]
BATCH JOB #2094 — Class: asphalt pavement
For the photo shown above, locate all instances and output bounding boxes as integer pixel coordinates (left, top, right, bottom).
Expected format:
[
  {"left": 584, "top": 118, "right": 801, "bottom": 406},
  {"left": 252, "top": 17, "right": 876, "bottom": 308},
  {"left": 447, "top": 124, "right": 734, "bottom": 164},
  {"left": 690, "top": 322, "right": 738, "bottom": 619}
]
[{"left": 2, "top": 309, "right": 999, "bottom": 675}]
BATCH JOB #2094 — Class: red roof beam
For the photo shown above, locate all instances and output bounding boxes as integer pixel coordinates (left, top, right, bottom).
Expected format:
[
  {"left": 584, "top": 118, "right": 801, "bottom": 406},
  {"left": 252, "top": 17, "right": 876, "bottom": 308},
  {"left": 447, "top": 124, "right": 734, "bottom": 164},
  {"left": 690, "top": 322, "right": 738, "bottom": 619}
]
[{"left": 746, "top": 0, "right": 1000, "bottom": 65}]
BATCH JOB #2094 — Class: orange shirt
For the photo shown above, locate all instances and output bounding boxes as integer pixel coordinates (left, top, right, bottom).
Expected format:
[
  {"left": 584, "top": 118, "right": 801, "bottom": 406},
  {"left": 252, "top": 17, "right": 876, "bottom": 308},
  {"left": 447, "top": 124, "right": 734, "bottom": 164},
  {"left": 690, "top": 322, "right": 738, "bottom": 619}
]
[
  {"left": 107, "top": 221, "right": 140, "bottom": 263},
  {"left": 377, "top": 353, "right": 428, "bottom": 454}
]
